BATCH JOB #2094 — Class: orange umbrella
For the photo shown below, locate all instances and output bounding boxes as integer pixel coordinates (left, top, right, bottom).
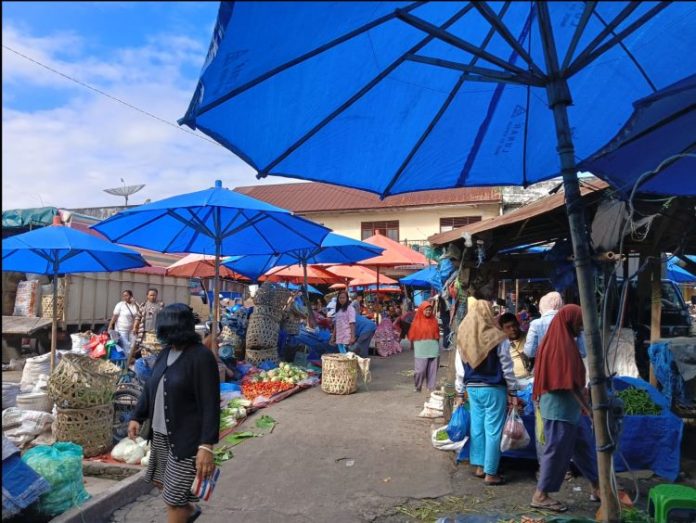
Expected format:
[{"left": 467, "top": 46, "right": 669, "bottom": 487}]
[
  {"left": 262, "top": 264, "right": 342, "bottom": 284},
  {"left": 360, "top": 232, "right": 428, "bottom": 267},
  {"left": 166, "top": 253, "right": 249, "bottom": 280},
  {"left": 348, "top": 273, "right": 397, "bottom": 287}
]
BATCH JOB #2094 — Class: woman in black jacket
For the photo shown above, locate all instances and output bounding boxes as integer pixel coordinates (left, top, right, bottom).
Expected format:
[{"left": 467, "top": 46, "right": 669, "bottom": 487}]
[{"left": 129, "top": 303, "right": 220, "bottom": 523}]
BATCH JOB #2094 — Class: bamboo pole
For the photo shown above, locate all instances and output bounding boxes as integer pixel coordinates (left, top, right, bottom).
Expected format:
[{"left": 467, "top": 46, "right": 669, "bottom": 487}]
[
  {"left": 50, "top": 261, "right": 58, "bottom": 373},
  {"left": 649, "top": 257, "right": 662, "bottom": 386}
]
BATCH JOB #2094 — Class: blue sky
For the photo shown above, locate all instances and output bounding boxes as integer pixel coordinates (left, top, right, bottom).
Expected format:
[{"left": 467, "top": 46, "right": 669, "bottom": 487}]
[{"left": 2, "top": 2, "right": 259, "bottom": 209}]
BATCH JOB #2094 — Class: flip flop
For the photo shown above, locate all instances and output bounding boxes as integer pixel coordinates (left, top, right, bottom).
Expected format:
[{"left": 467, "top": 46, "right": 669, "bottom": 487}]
[
  {"left": 484, "top": 476, "right": 506, "bottom": 486},
  {"left": 187, "top": 505, "right": 202, "bottom": 523},
  {"left": 530, "top": 499, "right": 568, "bottom": 513}
]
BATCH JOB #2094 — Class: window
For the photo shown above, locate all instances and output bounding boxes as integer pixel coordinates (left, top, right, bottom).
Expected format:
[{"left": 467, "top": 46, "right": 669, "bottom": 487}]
[
  {"left": 361, "top": 220, "right": 399, "bottom": 241},
  {"left": 439, "top": 216, "right": 482, "bottom": 233}
]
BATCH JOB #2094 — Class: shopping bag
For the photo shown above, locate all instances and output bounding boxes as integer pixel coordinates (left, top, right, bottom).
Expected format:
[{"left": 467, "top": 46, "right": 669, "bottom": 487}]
[
  {"left": 445, "top": 405, "right": 470, "bottom": 442},
  {"left": 431, "top": 425, "right": 468, "bottom": 452},
  {"left": 534, "top": 404, "right": 545, "bottom": 445},
  {"left": 500, "top": 407, "right": 531, "bottom": 452},
  {"left": 191, "top": 466, "right": 221, "bottom": 502}
]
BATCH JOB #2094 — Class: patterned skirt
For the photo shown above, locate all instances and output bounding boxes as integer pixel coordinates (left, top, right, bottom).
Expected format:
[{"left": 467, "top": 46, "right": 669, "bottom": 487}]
[{"left": 145, "top": 432, "right": 199, "bottom": 507}]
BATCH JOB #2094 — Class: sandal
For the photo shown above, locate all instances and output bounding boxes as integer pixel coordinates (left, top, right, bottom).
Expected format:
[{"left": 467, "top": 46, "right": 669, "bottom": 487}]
[
  {"left": 484, "top": 476, "right": 506, "bottom": 486},
  {"left": 530, "top": 499, "right": 568, "bottom": 513}
]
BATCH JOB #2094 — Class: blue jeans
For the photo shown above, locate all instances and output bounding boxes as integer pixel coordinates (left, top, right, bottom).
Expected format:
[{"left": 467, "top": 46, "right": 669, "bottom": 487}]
[
  {"left": 467, "top": 386, "right": 507, "bottom": 476},
  {"left": 337, "top": 343, "right": 349, "bottom": 353}
]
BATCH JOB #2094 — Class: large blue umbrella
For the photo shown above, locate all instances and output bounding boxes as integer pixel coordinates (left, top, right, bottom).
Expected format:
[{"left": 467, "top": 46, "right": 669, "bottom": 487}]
[
  {"left": 2, "top": 217, "right": 148, "bottom": 369},
  {"left": 400, "top": 265, "right": 442, "bottom": 290},
  {"left": 579, "top": 73, "right": 696, "bottom": 196},
  {"left": 180, "top": 4, "right": 695, "bottom": 514},
  {"left": 93, "top": 180, "right": 330, "bottom": 343}
]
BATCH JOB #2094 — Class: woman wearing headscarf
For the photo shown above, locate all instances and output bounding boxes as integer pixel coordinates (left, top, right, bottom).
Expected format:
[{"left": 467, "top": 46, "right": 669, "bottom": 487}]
[
  {"left": 455, "top": 299, "right": 519, "bottom": 486},
  {"left": 530, "top": 305, "right": 598, "bottom": 513},
  {"left": 408, "top": 301, "right": 440, "bottom": 392}
]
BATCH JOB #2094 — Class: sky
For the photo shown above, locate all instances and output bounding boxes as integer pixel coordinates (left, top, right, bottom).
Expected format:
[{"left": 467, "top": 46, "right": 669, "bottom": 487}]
[{"left": 2, "top": 1, "right": 264, "bottom": 210}]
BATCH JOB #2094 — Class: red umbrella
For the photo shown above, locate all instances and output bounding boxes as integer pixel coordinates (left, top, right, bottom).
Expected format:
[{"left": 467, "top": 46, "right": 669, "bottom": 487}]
[
  {"left": 166, "top": 253, "right": 249, "bottom": 280},
  {"left": 359, "top": 232, "right": 428, "bottom": 294},
  {"left": 262, "top": 264, "right": 342, "bottom": 284}
]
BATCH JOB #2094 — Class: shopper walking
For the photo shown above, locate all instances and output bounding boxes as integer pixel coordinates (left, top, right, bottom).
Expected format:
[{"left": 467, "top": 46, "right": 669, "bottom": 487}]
[
  {"left": 108, "top": 289, "right": 139, "bottom": 357},
  {"left": 408, "top": 301, "right": 440, "bottom": 392},
  {"left": 129, "top": 303, "right": 220, "bottom": 523},
  {"left": 330, "top": 291, "right": 356, "bottom": 353},
  {"left": 455, "top": 298, "right": 519, "bottom": 486},
  {"left": 130, "top": 288, "right": 165, "bottom": 365},
  {"left": 530, "top": 304, "right": 598, "bottom": 513}
]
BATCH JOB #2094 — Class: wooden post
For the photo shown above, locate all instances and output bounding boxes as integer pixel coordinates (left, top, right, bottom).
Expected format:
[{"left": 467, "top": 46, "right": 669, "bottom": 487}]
[{"left": 649, "top": 256, "right": 662, "bottom": 386}]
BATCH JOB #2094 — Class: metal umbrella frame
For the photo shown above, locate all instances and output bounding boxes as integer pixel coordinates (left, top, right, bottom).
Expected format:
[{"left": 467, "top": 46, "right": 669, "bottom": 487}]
[{"left": 2, "top": 216, "right": 148, "bottom": 371}]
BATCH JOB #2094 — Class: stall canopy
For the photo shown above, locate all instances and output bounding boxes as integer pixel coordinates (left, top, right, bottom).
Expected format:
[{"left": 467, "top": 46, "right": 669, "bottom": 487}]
[
  {"left": 2, "top": 207, "right": 60, "bottom": 234},
  {"left": 262, "top": 264, "right": 342, "bottom": 284},
  {"left": 400, "top": 265, "right": 442, "bottom": 290}
]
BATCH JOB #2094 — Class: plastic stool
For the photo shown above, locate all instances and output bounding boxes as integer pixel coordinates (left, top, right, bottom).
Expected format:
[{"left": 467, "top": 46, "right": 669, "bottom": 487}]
[{"left": 648, "top": 484, "right": 696, "bottom": 523}]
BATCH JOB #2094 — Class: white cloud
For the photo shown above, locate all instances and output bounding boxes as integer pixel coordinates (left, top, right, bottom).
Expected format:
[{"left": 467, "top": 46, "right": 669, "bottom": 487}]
[{"left": 2, "top": 23, "right": 263, "bottom": 210}]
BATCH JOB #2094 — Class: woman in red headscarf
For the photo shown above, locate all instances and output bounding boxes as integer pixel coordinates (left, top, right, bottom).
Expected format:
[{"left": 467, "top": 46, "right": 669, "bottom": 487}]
[
  {"left": 530, "top": 305, "right": 598, "bottom": 513},
  {"left": 408, "top": 301, "right": 441, "bottom": 392}
]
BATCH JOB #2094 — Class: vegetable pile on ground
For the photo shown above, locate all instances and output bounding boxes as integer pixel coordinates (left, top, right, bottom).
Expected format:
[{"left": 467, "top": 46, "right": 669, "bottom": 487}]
[
  {"left": 617, "top": 387, "right": 661, "bottom": 415},
  {"left": 220, "top": 398, "right": 252, "bottom": 430},
  {"left": 241, "top": 380, "right": 294, "bottom": 400},
  {"left": 247, "top": 362, "right": 310, "bottom": 385}
]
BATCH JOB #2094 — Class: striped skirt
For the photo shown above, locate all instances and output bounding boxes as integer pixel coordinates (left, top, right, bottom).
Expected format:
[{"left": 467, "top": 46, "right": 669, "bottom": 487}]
[{"left": 145, "top": 432, "right": 199, "bottom": 507}]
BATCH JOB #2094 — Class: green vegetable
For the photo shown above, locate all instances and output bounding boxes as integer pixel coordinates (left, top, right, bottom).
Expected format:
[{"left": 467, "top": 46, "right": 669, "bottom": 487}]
[
  {"left": 617, "top": 388, "right": 661, "bottom": 416},
  {"left": 224, "top": 431, "right": 256, "bottom": 447},
  {"left": 435, "top": 430, "right": 449, "bottom": 442},
  {"left": 255, "top": 415, "right": 277, "bottom": 432},
  {"left": 213, "top": 445, "right": 234, "bottom": 465}
]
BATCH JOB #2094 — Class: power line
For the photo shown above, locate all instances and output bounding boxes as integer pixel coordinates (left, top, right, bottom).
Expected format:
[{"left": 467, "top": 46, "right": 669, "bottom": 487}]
[{"left": 2, "top": 44, "right": 222, "bottom": 148}]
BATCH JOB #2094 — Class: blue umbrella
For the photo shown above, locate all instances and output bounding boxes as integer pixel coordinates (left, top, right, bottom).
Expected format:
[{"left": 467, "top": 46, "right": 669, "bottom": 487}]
[
  {"left": 2, "top": 217, "right": 148, "bottom": 369},
  {"left": 579, "top": 74, "right": 696, "bottom": 196},
  {"left": 666, "top": 256, "right": 696, "bottom": 283},
  {"left": 181, "top": 5, "right": 694, "bottom": 511},
  {"left": 93, "top": 180, "right": 330, "bottom": 343},
  {"left": 400, "top": 265, "right": 442, "bottom": 290},
  {"left": 284, "top": 282, "right": 323, "bottom": 296}
]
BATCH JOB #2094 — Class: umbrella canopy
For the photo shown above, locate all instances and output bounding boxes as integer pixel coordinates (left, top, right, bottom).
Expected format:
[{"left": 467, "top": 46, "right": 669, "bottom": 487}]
[
  {"left": 262, "top": 264, "right": 342, "bottom": 284},
  {"left": 351, "top": 284, "right": 401, "bottom": 293},
  {"left": 222, "top": 253, "right": 282, "bottom": 282},
  {"left": 284, "top": 282, "right": 323, "bottom": 296},
  {"left": 166, "top": 253, "right": 249, "bottom": 280},
  {"left": 327, "top": 264, "right": 384, "bottom": 283},
  {"left": 348, "top": 273, "right": 398, "bottom": 287},
  {"left": 666, "top": 256, "right": 696, "bottom": 283},
  {"left": 360, "top": 232, "right": 428, "bottom": 267},
  {"left": 400, "top": 265, "right": 442, "bottom": 290},
  {"left": 2, "top": 217, "right": 148, "bottom": 370},
  {"left": 579, "top": 74, "right": 696, "bottom": 196},
  {"left": 93, "top": 180, "right": 329, "bottom": 344}
]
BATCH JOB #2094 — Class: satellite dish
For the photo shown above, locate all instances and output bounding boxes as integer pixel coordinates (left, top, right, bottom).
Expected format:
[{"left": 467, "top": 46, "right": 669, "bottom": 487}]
[{"left": 103, "top": 183, "right": 145, "bottom": 206}]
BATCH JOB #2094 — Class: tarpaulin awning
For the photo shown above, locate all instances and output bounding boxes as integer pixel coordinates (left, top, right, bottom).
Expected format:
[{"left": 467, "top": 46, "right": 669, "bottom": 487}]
[
  {"left": 400, "top": 265, "right": 442, "bottom": 290},
  {"left": 2, "top": 207, "right": 59, "bottom": 230}
]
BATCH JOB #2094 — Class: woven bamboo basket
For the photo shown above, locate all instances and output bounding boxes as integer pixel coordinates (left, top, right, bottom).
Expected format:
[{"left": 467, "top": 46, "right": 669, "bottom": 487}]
[
  {"left": 255, "top": 282, "right": 292, "bottom": 310},
  {"left": 54, "top": 404, "right": 114, "bottom": 458},
  {"left": 48, "top": 354, "right": 121, "bottom": 409},
  {"left": 254, "top": 304, "right": 283, "bottom": 322},
  {"left": 321, "top": 354, "right": 359, "bottom": 395},
  {"left": 40, "top": 295, "right": 64, "bottom": 319},
  {"left": 246, "top": 313, "right": 279, "bottom": 350},
  {"left": 281, "top": 319, "right": 301, "bottom": 336},
  {"left": 245, "top": 347, "right": 279, "bottom": 365}
]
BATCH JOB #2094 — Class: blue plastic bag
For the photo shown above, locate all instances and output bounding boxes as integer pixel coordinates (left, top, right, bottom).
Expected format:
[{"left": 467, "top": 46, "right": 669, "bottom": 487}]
[{"left": 446, "top": 405, "right": 470, "bottom": 442}]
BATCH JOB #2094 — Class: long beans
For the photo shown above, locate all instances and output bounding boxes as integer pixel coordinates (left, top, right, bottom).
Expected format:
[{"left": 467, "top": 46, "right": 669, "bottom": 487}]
[{"left": 617, "top": 388, "right": 661, "bottom": 416}]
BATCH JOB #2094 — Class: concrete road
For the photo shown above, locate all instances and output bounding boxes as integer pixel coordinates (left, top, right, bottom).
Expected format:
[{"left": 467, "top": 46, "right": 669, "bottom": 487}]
[{"left": 108, "top": 350, "right": 677, "bottom": 522}]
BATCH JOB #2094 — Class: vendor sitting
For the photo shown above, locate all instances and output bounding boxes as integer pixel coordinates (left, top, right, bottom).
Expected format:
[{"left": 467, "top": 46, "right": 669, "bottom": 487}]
[
  {"left": 351, "top": 314, "right": 377, "bottom": 357},
  {"left": 499, "top": 313, "right": 532, "bottom": 381}
]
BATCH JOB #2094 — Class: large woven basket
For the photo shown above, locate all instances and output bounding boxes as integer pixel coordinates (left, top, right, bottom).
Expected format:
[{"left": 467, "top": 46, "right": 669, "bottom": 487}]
[
  {"left": 246, "top": 313, "right": 279, "bottom": 350},
  {"left": 41, "top": 295, "right": 64, "bottom": 319},
  {"left": 48, "top": 354, "right": 121, "bottom": 409},
  {"left": 245, "top": 347, "right": 279, "bottom": 366},
  {"left": 254, "top": 304, "right": 283, "bottom": 322},
  {"left": 54, "top": 404, "right": 114, "bottom": 457},
  {"left": 255, "top": 282, "right": 292, "bottom": 310},
  {"left": 281, "top": 319, "right": 301, "bottom": 336},
  {"left": 321, "top": 354, "right": 359, "bottom": 395}
]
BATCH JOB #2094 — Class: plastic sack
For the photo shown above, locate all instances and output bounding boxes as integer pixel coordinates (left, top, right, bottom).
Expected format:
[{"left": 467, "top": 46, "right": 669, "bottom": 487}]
[
  {"left": 21, "top": 442, "right": 90, "bottom": 516},
  {"left": 500, "top": 408, "right": 531, "bottom": 452},
  {"left": 2, "top": 382, "right": 21, "bottom": 409},
  {"left": 431, "top": 425, "right": 468, "bottom": 452},
  {"left": 111, "top": 437, "right": 147, "bottom": 464},
  {"left": 3, "top": 408, "right": 55, "bottom": 449},
  {"left": 20, "top": 353, "right": 54, "bottom": 393},
  {"left": 446, "top": 405, "right": 470, "bottom": 442}
]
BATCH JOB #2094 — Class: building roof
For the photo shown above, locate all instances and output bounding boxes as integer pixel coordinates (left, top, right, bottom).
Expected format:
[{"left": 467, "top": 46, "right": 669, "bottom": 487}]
[
  {"left": 234, "top": 182, "right": 501, "bottom": 213},
  {"left": 429, "top": 180, "right": 609, "bottom": 246}
]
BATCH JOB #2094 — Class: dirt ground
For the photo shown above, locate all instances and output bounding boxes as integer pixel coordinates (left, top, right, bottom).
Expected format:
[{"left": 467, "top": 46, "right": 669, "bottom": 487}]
[{"left": 107, "top": 350, "right": 695, "bottom": 522}]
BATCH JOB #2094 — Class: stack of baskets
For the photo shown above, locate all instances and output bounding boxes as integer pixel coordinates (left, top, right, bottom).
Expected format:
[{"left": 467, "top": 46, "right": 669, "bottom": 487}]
[
  {"left": 245, "top": 283, "right": 292, "bottom": 364},
  {"left": 321, "top": 354, "right": 359, "bottom": 395},
  {"left": 41, "top": 294, "right": 64, "bottom": 319},
  {"left": 47, "top": 354, "right": 121, "bottom": 457}
]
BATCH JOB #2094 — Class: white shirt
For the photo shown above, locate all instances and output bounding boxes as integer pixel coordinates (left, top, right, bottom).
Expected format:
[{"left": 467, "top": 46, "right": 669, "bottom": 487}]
[{"left": 113, "top": 301, "right": 138, "bottom": 332}]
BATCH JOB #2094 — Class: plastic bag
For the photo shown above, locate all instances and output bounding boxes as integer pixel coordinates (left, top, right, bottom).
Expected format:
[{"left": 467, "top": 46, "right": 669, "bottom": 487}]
[
  {"left": 111, "top": 437, "right": 147, "bottom": 464},
  {"left": 500, "top": 408, "right": 531, "bottom": 452},
  {"left": 21, "top": 442, "right": 90, "bottom": 516},
  {"left": 446, "top": 405, "right": 470, "bottom": 442},
  {"left": 431, "top": 425, "right": 468, "bottom": 452},
  {"left": 20, "top": 353, "right": 54, "bottom": 393}
]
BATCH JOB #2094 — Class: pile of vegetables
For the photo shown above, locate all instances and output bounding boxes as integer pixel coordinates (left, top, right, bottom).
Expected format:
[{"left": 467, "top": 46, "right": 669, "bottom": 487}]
[
  {"left": 435, "top": 429, "right": 449, "bottom": 442},
  {"left": 220, "top": 398, "right": 252, "bottom": 430},
  {"left": 617, "top": 387, "right": 661, "bottom": 416},
  {"left": 247, "top": 362, "right": 310, "bottom": 385},
  {"left": 241, "top": 380, "right": 294, "bottom": 400}
]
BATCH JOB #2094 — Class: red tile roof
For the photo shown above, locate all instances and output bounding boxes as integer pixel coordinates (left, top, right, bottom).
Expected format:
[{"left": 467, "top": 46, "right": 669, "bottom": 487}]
[{"left": 234, "top": 182, "right": 501, "bottom": 213}]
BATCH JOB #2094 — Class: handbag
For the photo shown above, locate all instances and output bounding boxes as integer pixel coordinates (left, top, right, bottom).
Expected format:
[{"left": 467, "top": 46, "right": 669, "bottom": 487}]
[{"left": 191, "top": 466, "right": 221, "bottom": 501}]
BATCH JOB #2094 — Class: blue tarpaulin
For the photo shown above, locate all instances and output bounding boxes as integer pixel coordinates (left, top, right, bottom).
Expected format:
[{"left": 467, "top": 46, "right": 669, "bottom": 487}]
[
  {"left": 181, "top": 2, "right": 696, "bottom": 197},
  {"left": 665, "top": 256, "right": 696, "bottom": 283},
  {"left": 400, "top": 265, "right": 442, "bottom": 290}
]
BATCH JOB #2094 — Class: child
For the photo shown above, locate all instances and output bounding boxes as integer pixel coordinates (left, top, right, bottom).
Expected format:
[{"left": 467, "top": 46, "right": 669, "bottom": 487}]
[{"left": 330, "top": 291, "right": 355, "bottom": 353}]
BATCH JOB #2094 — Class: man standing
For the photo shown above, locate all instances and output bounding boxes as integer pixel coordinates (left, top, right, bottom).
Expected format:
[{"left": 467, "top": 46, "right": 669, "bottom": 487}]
[
  {"left": 350, "top": 293, "right": 363, "bottom": 316},
  {"left": 350, "top": 314, "right": 377, "bottom": 357},
  {"left": 131, "top": 288, "right": 164, "bottom": 365},
  {"left": 499, "top": 312, "right": 532, "bottom": 382}
]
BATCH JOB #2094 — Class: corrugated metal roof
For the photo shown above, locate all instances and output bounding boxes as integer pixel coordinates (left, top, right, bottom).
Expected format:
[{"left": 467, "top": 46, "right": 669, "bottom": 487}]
[
  {"left": 429, "top": 180, "right": 609, "bottom": 246},
  {"left": 234, "top": 182, "right": 501, "bottom": 213}
]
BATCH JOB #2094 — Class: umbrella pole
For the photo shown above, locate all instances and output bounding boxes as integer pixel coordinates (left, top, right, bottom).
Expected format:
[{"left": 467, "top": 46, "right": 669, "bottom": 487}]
[
  {"left": 376, "top": 267, "right": 381, "bottom": 324},
  {"left": 50, "top": 264, "right": 58, "bottom": 373},
  {"left": 303, "top": 261, "right": 316, "bottom": 329},
  {"left": 212, "top": 238, "right": 221, "bottom": 357},
  {"left": 538, "top": 6, "right": 619, "bottom": 520}
]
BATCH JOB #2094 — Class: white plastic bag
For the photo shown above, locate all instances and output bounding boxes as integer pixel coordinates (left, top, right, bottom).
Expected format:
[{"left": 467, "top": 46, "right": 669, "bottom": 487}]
[
  {"left": 500, "top": 408, "right": 530, "bottom": 452},
  {"left": 111, "top": 437, "right": 147, "bottom": 464},
  {"left": 431, "top": 425, "right": 467, "bottom": 451},
  {"left": 418, "top": 404, "right": 443, "bottom": 418},
  {"left": 2, "top": 408, "right": 54, "bottom": 448},
  {"left": 20, "top": 354, "right": 54, "bottom": 392}
]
